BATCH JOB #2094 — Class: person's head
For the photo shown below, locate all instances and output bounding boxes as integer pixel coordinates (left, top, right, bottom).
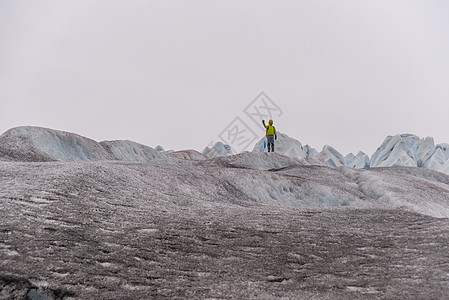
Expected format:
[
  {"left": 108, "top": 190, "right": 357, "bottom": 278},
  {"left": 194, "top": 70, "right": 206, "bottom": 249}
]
[{"left": 269, "top": 119, "right": 273, "bottom": 125}]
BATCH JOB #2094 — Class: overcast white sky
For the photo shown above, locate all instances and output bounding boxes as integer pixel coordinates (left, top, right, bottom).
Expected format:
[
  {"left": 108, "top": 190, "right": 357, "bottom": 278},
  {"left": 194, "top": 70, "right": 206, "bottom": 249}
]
[{"left": 1, "top": 0, "right": 449, "bottom": 155}]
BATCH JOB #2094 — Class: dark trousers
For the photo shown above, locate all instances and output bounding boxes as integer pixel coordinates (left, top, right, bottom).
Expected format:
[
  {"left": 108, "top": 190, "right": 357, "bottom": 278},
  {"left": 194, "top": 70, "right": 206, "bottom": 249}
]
[{"left": 267, "top": 135, "right": 275, "bottom": 152}]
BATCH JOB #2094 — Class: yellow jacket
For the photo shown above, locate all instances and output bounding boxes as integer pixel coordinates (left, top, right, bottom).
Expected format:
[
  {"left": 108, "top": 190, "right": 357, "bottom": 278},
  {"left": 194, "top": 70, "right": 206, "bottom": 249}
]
[{"left": 265, "top": 124, "right": 276, "bottom": 136}]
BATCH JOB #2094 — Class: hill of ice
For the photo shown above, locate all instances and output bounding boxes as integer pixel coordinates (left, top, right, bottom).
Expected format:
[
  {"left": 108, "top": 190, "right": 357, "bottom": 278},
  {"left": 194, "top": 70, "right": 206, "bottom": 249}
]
[
  {"left": 252, "top": 132, "right": 310, "bottom": 159},
  {"left": 1, "top": 150, "right": 449, "bottom": 218},
  {"left": 0, "top": 126, "right": 184, "bottom": 164},
  {"left": 251, "top": 132, "right": 449, "bottom": 175},
  {"left": 2, "top": 126, "right": 449, "bottom": 298},
  {"left": 1, "top": 126, "right": 449, "bottom": 218},
  {"left": 345, "top": 152, "right": 370, "bottom": 169},
  {"left": 370, "top": 134, "right": 449, "bottom": 173},
  {"left": 203, "top": 141, "right": 234, "bottom": 158},
  {"left": 0, "top": 126, "right": 112, "bottom": 162},
  {"left": 2, "top": 126, "right": 449, "bottom": 175}
]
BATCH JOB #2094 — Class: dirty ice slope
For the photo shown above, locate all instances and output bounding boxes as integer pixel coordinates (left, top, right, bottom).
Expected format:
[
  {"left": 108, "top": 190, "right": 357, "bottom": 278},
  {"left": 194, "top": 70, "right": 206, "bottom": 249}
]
[
  {"left": 2, "top": 155, "right": 449, "bottom": 298},
  {"left": 2, "top": 160, "right": 449, "bottom": 299},
  {"left": 203, "top": 152, "right": 449, "bottom": 218},
  {"left": 1, "top": 126, "right": 449, "bottom": 217},
  {"left": 2, "top": 152, "right": 449, "bottom": 218},
  {"left": 340, "top": 166, "right": 449, "bottom": 218}
]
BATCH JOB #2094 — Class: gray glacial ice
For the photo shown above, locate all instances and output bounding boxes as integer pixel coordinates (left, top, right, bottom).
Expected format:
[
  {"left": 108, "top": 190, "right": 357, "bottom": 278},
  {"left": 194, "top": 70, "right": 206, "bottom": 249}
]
[{"left": 1, "top": 126, "right": 449, "bottom": 299}]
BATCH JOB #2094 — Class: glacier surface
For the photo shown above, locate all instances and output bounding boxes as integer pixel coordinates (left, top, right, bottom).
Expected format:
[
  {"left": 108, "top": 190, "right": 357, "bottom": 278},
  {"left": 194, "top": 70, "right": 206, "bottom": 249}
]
[{"left": 1, "top": 126, "right": 449, "bottom": 299}]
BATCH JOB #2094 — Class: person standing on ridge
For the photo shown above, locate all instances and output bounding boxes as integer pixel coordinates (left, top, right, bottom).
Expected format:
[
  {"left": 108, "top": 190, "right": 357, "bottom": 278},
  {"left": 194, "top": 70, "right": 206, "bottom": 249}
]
[{"left": 262, "top": 119, "right": 277, "bottom": 152}]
